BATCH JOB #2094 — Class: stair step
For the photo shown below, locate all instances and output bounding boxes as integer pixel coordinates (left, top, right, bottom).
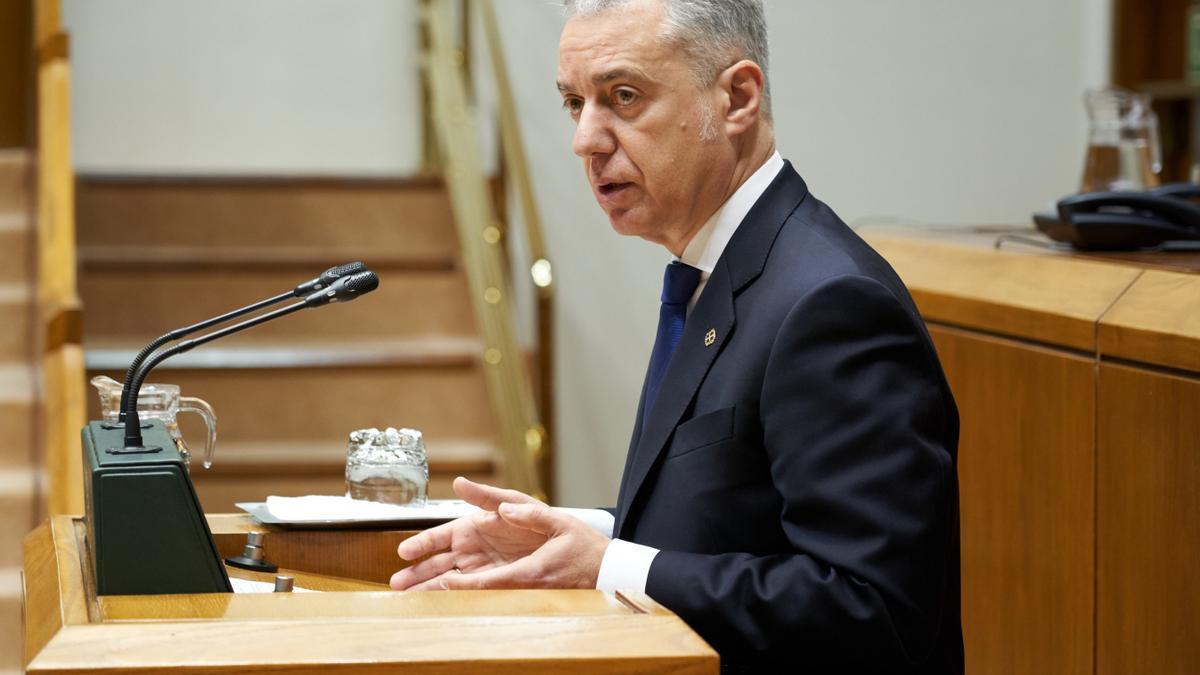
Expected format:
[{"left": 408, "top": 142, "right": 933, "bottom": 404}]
[
  {"left": 0, "top": 363, "right": 35, "bottom": 399},
  {"left": 76, "top": 176, "right": 459, "bottom": 257},
  {"left": 193, "top": 468, "right": 500, "bottom": 513},
  {"left": 80, "top": 245, "right": 456, "bottom": 272},
  {"left": 0, "top": 364, "right": 36, "bottom": 470},
  {"left": 191, "top": 439, "right": 497, "bottom": 512},
  {"left": 0, "top": 283, "right": 32, "bottom": 361},
  {"left": 80, "top": 265, "right": 476, "bottom": 342},
  {"left": 0, "top": 214, "right": 31, "bottom": 285},
  {"left": 0, "top": 149, "right": 30, "bottom": 217},
  {"left": 76, "top": 261, "right": 472, "bottom": 338},
  {"left": 86, "top": 336, "right": 482, "bottom": 371},
  {"left": 0, "top": 470, "right": 36, "bottom": 567},
  {"left": 86, "top": 356, "right": 497, "bottom": 443},
  {"left": 0, "top": 396, "right": 34, "bottom": 471},
  {"left": 0, "top": 567, "right": 22, "bottom": 672},
  {"left": 206, "top": 438, "right": 496, "bottom": 474}
]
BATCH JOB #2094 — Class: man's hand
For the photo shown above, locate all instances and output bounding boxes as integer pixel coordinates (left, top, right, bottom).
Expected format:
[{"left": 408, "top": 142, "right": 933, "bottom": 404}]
[{"left": 389, "top": 477, "right": 610, "bottom": 591}]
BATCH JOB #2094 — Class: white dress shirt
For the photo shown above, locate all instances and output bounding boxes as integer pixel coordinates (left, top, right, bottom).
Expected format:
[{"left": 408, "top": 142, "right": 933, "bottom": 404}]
[{"left": 565, "top": 151, "right": 785, "bottom": 596}]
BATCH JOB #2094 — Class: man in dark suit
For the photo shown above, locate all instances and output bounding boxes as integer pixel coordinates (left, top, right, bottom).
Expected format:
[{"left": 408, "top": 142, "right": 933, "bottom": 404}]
[{"left": 392, "top": 0, "right": 963, "bottom": 671}]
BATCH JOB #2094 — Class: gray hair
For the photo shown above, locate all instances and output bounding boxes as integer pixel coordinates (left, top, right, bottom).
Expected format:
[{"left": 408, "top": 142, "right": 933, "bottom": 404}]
[{"left": 564, "top": 0, "right": 772, "bottom": 122}]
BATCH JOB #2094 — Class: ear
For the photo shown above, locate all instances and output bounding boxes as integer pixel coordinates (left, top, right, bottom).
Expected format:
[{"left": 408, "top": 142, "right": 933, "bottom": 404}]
[{"left": 716, "top": 59, "right": 765, "bottom": 137}]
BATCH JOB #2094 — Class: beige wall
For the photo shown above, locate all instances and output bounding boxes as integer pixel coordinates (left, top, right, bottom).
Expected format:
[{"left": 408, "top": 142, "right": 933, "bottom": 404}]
[
  {"left": 62, "top": 0, "right": 424, "bottom": 175},
  {"left": 61, "top": 0, "right": 1113, "bottom": 507}
]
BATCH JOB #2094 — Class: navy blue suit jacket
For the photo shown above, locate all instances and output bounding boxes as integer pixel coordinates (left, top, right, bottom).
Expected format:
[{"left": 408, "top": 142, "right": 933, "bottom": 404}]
[{"left": 612, "top": 163, "right": 963, "bottom": 673}]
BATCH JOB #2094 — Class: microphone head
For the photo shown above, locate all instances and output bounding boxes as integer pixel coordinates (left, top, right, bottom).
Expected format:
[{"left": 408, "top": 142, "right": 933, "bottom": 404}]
[
  {"left": 294, "top": 261, "right": 368, "bottom": 296},
  {"left": 304, "top": 270, "right": 380, "bottom": 307},
  {"left": 319, "top": 261, "right": 367, "bottom": 285},
  {"left": 341, "top": 270, "right": 380, "bottom": 295}
]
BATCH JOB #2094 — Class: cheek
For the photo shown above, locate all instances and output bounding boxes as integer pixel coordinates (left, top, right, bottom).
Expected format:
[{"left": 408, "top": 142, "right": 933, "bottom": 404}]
[{"left": 644, "top": 141, "right": 703, "bottom": 199}]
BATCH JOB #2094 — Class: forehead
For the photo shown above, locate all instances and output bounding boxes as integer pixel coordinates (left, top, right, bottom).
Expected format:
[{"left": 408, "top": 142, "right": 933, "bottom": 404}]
[{"left": 557, "top": 1, "right": 673, "bottom": 85}]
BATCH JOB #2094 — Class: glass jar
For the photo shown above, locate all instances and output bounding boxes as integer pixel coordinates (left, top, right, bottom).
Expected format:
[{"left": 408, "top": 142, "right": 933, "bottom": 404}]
[{"left": 345, "top": 427, "right": 429, "bottom": 506}]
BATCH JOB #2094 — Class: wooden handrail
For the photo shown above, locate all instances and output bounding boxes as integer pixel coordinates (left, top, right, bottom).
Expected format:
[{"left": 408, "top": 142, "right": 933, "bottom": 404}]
[
  {"left": 34, "top": 0, "right": 85, "bottom": 515},
  {"left": 476, "top": 0, "right": 556, "bottom": 498}
]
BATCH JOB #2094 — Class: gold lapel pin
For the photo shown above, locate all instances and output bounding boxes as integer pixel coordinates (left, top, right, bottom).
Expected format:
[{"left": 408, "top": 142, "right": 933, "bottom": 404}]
[{"left": 704, "top": 328, "right": 717, "bottom": 347}]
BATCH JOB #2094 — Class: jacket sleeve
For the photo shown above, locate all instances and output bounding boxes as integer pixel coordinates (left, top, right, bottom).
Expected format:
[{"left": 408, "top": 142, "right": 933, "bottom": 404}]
[{"left": 644, "top": 274, "right": 958, "bottom": 671}]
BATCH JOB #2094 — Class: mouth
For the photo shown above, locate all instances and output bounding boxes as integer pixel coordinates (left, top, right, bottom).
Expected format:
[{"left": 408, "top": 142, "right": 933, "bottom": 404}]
[{"left": 597, "top": 181, "right": 633, "bottom": 196}]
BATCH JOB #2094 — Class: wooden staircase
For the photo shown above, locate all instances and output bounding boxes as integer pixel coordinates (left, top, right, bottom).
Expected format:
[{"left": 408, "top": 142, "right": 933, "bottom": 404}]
[
  {"left": 76, "top": 176, "right": 504, "bottom": 511},
  {"left": 12, "top": 0, "right": 546, "bottom": 587},
  {"left": 0, "top": 149, "right": 37, "bottom": 672}
]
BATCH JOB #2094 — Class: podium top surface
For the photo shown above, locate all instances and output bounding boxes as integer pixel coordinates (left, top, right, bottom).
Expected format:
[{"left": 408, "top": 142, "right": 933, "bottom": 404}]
[
  {"left": 23, "top": 515, "right": 717, "bottom": 674},
  {"left": 863, "top": 228, "right": 1200, "bottom": 372}
]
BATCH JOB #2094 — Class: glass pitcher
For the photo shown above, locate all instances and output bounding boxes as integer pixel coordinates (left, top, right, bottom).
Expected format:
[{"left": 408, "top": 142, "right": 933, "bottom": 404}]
[
  {"left": 1081, "top": 87, "right": 1162, "bottom": 193},
  {"left": 90, "top": 376, "right": 218, "bottom": 469}
]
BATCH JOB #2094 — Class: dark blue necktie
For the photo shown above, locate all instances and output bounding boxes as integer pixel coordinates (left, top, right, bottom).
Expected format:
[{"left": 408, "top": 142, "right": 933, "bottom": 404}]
[{"left": 642, "top": 261, "right": 701, "bottom": 429}]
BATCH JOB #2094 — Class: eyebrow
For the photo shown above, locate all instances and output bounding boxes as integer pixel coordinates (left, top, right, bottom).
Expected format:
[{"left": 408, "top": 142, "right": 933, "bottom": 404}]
[{"left": 557, "top": 66, "right": 655, "bottom": 93}]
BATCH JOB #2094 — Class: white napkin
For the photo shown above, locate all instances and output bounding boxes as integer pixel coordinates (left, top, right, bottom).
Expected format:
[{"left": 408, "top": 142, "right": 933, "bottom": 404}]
[{"left": 265, "top": 495, "right": 479, "bottom": 522}]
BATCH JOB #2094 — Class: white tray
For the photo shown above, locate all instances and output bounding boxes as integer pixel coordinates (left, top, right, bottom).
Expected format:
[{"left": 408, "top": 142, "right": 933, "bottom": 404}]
[{"left": 235, "top": 498, "right": 477, "bottom": 529}]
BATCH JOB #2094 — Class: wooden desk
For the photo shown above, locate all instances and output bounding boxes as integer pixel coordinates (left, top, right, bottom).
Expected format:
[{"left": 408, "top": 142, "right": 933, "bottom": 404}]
[
  {"left": 23, "top": 515, "right": 717, "bottom": 674},
  {"left": 863, "top": 229, "right": 1199, "bottom": 675}
]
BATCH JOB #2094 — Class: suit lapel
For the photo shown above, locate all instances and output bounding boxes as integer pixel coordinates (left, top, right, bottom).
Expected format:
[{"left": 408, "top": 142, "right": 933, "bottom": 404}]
[
  {"left": 613, "top": 162, "right": 812, "bottom": 539},
  {"left": 614, "top": 266, "right": 735, "bottom": 537}
]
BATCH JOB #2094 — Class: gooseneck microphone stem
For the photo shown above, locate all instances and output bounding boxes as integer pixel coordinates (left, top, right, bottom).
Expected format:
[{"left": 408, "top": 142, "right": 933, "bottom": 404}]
[
  {"left": 122, "top": 301, "right": 308, "bottom": 449},
  {"left": 118, "top": 269, "right": 379, "bottom": 450},
  {"left": 116, "top": 261, "right": 367, "bottom": 422},
  {"left": 117, "top": 291, "right": 293, "bottom": 420}
]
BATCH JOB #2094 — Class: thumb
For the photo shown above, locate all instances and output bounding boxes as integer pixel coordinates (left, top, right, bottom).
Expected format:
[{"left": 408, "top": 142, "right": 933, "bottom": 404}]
[
  {"left": 454, "top": 477, "right": 541, "bottom": 511},
  {"left": 497, "top": 502, "right": 558, "bottom": 536}
]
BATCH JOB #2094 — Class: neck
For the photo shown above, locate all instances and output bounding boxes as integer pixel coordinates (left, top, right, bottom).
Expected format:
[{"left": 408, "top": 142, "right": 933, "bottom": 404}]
[{"left": 665, "top": 130, "right": 776, "bottom": 257}]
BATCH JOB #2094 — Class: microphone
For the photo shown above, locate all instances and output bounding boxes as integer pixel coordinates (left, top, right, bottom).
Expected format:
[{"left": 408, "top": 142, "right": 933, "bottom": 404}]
[
  {"left": 116, "top": 262, "right": 367, "bottom": 420},
  {"left": 302, "top": 268, "right": 381, "bottom": 307},
  {"left": 292, "top": 261, "right": 368, "bottom": 296},
  {"left": 115, "top": 270, "right": 380, "bottom": 452}
]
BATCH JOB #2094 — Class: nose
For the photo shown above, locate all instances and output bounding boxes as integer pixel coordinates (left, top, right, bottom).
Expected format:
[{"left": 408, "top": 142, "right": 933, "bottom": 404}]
[{"left": 572, "top": 104, "right": 616, "bottom": 158}]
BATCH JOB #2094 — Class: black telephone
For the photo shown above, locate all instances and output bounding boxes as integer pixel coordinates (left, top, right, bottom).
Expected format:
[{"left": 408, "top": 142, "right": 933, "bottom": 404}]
[{"left": 1034, "top": 183, "right": 1200, "bottom": 251}]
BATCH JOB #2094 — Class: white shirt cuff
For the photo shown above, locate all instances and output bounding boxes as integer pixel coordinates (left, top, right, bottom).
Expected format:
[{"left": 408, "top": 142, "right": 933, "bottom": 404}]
[
  {"left": 595, "top": 538, "right": 660, "bottom": 594},
  {"left": 554, "top": 507, "right": 614, "bottom": 537}
]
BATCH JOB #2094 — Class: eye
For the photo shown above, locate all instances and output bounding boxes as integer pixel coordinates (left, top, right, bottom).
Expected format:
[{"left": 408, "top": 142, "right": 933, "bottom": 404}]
[
  {"left": 612, "top": 88, "right": 638, "bottom": 106},
  {"left": 561, "top": 96, "right": 583, "bottom": 117}
]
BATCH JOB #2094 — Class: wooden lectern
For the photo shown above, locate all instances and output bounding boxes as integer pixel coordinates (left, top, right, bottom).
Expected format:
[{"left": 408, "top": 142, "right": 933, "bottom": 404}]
[{"left": 23, "top": 514, "right": 717, "bottom": 673}]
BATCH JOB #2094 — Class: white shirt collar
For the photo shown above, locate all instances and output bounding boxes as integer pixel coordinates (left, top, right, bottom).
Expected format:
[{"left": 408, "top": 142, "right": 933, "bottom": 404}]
[{"left": 678, "top": 151, "right": 785, "bottom": 275}]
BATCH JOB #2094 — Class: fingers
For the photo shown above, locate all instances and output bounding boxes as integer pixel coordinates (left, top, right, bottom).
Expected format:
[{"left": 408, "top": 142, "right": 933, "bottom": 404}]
[
  {"left": 453, "top": 476, "right": 541, "bottom": 511},
  {"left": 439, "top": 560, "right": 538, "bottom": 591},
  {"left": 497, "top": 502, "right": 560, "bottom": 536},
  {"left": 404, "top": 569, "right": 466, "bottom": 592},
  {"left": 396, "top": 521, "right": 456, "bottom": 561},
  {"left": 390, "top": 551, "right": 459, "bottom": 591}
]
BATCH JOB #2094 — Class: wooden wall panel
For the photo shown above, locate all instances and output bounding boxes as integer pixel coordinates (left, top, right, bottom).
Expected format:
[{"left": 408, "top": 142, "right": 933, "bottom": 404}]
[
  {"left": 928, "top": 325, "right": 1095, "bottom": 675},
  {"left": 1097, "top": 363, "right": 1200, "bottom": 675},
  {"left": 1113, "top": 0, "right": 1188, "bottom": 87}
]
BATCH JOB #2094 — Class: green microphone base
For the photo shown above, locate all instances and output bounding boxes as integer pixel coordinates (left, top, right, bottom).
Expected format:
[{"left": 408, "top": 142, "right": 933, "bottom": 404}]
[{"left": 82, "top": 419, "right": 232, "bottom": 595}]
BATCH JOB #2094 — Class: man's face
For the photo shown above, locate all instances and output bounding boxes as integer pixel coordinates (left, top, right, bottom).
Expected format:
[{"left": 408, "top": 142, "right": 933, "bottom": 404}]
[{"left": 557, "top": 0, "right": 732, "bottom": 250}]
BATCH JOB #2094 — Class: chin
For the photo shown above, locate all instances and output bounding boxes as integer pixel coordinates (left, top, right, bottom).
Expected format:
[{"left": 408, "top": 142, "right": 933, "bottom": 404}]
[{"left": 605, "top": 209, "right": 653, "bottom": 240}]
